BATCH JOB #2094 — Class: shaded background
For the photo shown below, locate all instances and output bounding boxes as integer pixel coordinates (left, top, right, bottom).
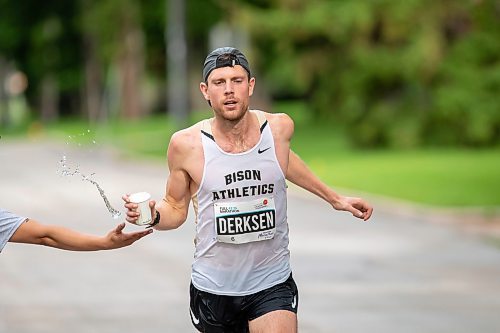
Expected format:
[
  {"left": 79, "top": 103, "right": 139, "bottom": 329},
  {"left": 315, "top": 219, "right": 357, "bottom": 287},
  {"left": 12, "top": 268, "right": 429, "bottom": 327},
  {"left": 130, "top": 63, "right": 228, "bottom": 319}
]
[
  {"left": 1, "top": 1, "right": 500, "bottom": 332},
  {"left": 0, "top": 0, "right": 499, "bottom": 148},
  {"left": 1, "top": 0, "right": 498, "bottom": 209}
]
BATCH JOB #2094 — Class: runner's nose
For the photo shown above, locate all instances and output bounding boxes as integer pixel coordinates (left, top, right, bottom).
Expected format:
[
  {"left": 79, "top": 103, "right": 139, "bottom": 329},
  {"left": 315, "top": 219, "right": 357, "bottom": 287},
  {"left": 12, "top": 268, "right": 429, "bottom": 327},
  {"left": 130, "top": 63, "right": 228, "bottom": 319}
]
[{"left": 224, "top": 81, "right": 233, "bottom": 95}]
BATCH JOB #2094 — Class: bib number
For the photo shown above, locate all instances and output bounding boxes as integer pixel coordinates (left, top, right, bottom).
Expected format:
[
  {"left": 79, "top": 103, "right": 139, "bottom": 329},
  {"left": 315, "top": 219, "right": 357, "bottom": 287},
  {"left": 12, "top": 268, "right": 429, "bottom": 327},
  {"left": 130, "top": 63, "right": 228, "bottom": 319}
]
[{"left": 214, "top": 197, "right": 276, "bottom": 244}]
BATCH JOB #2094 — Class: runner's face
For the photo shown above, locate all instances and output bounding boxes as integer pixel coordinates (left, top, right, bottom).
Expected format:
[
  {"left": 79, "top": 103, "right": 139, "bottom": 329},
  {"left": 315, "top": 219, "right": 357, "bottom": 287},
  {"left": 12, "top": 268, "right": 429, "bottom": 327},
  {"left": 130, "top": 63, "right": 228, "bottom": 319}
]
[{"left": 200, "top": 66, "right": 255, "bottom": 121}]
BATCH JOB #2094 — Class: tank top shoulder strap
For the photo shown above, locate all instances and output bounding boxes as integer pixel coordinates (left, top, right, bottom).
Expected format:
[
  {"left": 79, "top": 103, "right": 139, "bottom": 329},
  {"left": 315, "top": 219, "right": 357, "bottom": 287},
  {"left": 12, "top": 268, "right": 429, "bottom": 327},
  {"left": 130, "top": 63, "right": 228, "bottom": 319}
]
[
  {"left": 255, "top": 110, "right": 267, "bottom": 126},
  {"left": 200, "top": 119, "right": 215, "bottom": 141},
  {"left": 253, "top": 110, "right": 271, "bottom": 135},
  {"left": 200, "top": 112, "right": 268, "bottom": 138}
]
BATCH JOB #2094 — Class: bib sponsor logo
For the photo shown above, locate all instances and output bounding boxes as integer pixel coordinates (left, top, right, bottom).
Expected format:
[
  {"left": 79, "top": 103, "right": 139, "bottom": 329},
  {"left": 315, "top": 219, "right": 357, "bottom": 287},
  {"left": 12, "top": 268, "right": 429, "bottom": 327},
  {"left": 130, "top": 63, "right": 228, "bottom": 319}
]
[{"left": 219, "top": 206, "right": 239, "bottom": 214}]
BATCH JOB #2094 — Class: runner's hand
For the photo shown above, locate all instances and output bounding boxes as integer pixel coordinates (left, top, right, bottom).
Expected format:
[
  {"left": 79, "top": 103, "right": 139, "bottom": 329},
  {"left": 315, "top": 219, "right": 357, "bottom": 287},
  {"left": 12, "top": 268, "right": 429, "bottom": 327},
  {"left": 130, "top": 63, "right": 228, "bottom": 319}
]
[
  {"left": 332, "top": 196, "right": 373, "bottom": 221},
  {"left": 122, "top": 194, "right": 156, "bottom": 225}
]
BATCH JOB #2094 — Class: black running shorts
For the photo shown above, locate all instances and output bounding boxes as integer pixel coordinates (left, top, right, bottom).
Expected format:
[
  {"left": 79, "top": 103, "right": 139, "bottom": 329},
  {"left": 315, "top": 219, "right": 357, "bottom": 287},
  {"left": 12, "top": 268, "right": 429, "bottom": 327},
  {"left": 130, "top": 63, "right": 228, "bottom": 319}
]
[{"left": 189, "top": 274, "right": 299, "bottom": 333}]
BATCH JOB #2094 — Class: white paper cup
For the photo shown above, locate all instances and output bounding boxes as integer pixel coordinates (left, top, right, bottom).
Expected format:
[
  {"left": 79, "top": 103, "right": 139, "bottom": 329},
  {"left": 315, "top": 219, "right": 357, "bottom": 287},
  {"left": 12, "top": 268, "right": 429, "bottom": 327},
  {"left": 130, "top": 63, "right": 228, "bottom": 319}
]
[{"left": 128, "top": 192, "right": 152, "bottom": 226}]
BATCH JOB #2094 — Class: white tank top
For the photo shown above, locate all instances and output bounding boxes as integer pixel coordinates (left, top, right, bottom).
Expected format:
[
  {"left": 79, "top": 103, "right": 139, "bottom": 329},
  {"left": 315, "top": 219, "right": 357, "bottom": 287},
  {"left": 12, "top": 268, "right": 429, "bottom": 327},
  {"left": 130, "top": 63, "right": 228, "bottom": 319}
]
[{"left": 191, "top": 111, "right": 291, "bottom": 296}]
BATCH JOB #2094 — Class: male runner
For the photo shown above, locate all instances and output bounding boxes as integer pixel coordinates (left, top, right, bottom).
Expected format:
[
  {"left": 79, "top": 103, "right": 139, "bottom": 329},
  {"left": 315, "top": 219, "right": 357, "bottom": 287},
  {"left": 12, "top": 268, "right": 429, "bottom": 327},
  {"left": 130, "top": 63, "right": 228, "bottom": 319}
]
[{"left": 124, "top": 47, "right": 373, "bottom": 333}]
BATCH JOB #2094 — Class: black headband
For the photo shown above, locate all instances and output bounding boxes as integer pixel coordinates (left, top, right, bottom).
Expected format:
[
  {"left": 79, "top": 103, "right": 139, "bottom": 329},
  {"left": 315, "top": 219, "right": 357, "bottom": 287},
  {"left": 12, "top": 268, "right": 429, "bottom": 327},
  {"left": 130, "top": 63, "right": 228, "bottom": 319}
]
[{"left": 203, "top": 47, "right": 251, "bottom": 82}]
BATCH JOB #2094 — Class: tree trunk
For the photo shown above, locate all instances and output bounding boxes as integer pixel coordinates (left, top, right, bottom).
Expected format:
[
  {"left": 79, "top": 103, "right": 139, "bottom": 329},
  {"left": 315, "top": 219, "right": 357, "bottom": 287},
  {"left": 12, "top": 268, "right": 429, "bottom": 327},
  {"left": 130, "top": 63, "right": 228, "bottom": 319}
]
[
  {"left": 83, "top": 30, "right": 104, "bottom": 123},
  {"left": 167, "top": 0, "right": 189, "bottom": 126},
  {"left": 118, "top": 5, "right": 145, "bottom": 119},
  {"left": 0, "top": 57, "right": 9, "bottom": 127},
  {"left": 40, "top": 74, "right": 59, "bottom": 123}
]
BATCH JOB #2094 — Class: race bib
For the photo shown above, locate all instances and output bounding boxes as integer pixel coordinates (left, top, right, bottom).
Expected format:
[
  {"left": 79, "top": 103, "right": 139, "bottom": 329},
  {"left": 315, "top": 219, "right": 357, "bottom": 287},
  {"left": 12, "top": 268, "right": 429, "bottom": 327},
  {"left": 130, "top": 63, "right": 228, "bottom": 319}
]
[{"left": 214, "top": 197, "right": 276, "bottom": 244}]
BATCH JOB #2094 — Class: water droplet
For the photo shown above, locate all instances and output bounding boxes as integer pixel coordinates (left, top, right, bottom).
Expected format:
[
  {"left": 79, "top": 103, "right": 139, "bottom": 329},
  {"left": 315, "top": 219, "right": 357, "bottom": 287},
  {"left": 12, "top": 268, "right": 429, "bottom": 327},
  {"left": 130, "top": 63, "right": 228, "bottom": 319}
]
[{"left": 58, "top": 154, "right": 121, "bottom": 219}]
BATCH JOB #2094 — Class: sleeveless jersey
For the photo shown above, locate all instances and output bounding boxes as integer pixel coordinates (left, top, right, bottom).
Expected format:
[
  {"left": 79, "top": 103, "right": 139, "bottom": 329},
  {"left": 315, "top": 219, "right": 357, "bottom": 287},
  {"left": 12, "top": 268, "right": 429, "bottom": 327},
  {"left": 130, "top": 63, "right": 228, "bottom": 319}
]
[{"left": 191, "top": 110, "right": 291, "bottom": 296}]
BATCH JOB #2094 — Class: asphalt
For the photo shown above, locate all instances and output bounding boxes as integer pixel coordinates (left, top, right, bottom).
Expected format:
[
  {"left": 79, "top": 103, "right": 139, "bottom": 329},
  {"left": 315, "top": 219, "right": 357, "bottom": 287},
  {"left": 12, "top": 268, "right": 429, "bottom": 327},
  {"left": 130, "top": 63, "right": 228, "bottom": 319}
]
[{"left": 1, "top": 139, "right": 500, "bottom": 333}]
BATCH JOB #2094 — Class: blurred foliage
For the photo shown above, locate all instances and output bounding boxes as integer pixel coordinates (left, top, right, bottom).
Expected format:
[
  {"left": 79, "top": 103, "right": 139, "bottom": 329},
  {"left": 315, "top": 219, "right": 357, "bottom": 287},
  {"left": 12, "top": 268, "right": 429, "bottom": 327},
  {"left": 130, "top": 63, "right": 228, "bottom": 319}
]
[
  {"left": 39, "top": 108, "right": 500, "bottom": 207},
  {"left": 0, "top": 0, "right": 82, "bottom": 108},
  {"left": 232, "top": 0, "right": 500, "bottom": 148},
  {"left": 1, "top": 0, "right": 499, "bottom": 148},
  {"left": 0, "top": 0, "right": 223, "bottom": 120}
]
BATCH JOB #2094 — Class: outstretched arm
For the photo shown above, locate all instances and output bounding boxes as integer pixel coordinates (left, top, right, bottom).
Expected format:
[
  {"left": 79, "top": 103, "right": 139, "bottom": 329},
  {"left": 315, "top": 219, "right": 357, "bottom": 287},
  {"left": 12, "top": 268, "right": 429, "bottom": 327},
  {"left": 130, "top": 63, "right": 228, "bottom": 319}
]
[
  {"left": 9, "top": 219, "right": 152, "bottom": 251},
  {"left": 286, "top": 150, "right": 373, "bottom": 221}
]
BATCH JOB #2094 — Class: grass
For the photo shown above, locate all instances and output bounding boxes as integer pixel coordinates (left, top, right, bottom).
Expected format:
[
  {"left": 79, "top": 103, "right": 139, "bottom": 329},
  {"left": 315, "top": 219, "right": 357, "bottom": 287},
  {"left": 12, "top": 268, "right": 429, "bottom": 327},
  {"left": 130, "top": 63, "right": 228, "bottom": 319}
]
[
  {"left": 297, "top": 147, "right": 500, "bottom": 207},
  {"left": 278, "top": 101, "right": 500, "bottom": 208},
  {"left": 12, "top": 106, "right": 500, "bottom": 208},
  {"left": 41, "top": 115, "right": 177, "bottom": 159}
]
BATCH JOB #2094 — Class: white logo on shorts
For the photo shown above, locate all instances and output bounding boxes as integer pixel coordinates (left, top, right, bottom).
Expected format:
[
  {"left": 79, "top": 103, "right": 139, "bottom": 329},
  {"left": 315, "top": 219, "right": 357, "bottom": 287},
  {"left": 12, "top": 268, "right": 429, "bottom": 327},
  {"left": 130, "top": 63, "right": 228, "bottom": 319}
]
[
  {"left": 291, "top": 295, "right": 297, "bottom": 309},
  {"left": 190, "top": 308, "right": 200, "bottom": 325}
]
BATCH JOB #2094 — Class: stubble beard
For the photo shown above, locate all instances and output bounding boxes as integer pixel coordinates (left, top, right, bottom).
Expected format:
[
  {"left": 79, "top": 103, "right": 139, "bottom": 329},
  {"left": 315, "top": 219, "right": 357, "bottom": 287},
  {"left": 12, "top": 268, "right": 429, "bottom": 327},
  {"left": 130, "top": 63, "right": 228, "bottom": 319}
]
[{"left": 215, "top": 102, "right": 249, "bottom": 124}]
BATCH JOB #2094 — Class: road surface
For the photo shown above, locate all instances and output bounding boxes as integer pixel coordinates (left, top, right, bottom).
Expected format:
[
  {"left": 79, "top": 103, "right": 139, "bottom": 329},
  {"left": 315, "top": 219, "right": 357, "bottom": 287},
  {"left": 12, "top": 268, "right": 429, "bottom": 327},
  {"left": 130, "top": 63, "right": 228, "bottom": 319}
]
[{"left": 1, "top": 139, "right": 500, "bottom": 333}]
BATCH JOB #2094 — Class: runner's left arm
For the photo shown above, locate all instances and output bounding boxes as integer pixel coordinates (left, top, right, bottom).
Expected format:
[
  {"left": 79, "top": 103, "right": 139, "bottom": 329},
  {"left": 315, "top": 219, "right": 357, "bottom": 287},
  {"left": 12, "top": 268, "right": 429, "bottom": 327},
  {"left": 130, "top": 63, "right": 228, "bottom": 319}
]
[{"left": 286, "top": 150, "right": 373, "bottom": 221}]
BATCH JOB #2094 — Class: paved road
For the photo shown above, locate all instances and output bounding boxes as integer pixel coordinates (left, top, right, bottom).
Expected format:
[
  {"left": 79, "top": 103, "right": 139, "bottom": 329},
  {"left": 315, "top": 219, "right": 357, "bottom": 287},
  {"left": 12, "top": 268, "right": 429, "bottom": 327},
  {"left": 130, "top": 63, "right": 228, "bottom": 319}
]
[{"left": 1, "top": 139, "right": 500, "bottom": 333}]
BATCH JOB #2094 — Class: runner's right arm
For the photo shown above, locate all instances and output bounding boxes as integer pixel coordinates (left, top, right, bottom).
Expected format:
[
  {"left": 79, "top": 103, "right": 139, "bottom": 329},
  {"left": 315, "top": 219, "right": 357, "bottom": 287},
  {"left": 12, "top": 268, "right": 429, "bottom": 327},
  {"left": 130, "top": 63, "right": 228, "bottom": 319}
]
[{"left": 124, "top": 130, "right": 193, "bottom": 230}]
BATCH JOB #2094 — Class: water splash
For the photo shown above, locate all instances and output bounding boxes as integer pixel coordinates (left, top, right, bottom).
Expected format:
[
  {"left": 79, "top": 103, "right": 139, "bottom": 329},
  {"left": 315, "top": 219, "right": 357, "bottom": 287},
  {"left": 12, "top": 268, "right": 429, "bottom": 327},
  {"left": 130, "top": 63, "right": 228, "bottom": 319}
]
[{"left": 59, "top": 131, "right": 121, "bottom": 219}]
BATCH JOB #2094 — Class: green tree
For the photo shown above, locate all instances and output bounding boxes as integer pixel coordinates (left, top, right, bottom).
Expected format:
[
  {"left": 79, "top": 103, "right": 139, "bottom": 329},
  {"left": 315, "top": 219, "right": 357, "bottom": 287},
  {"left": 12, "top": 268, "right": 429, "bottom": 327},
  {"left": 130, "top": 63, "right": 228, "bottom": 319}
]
[
  {"left": 232, "top": 0, "right": 500, "bottom": 148},
  {"left": 0, "top": 0, "right": 226, "bottom": 124},
  {"left": 81, "top": 0, "right": 147, "bottom": 120},
  {"left": 0, "top": 1, "right": 82, "bottom": 123}
]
